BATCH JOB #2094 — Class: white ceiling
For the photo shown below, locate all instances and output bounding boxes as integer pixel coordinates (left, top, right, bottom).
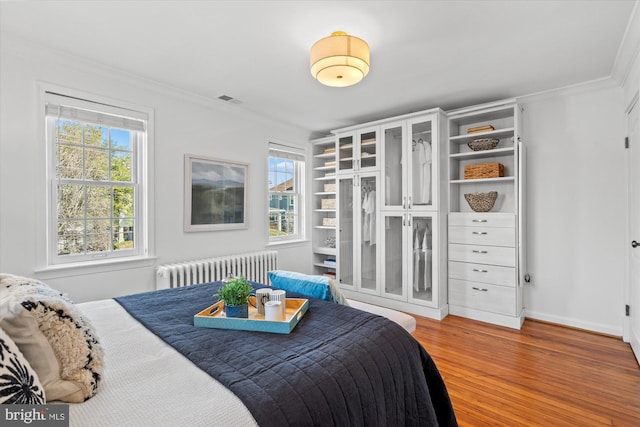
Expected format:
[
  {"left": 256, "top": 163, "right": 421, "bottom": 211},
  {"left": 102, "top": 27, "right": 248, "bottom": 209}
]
[{"left": 1, "top": 1, "right": 637, "bottom": 135}]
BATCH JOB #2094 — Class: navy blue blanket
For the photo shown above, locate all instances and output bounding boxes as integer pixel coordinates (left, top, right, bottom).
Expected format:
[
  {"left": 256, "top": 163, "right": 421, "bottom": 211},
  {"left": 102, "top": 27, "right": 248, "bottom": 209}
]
[{"left": 115, "top": 282, "right": 456, "bottom": 426}]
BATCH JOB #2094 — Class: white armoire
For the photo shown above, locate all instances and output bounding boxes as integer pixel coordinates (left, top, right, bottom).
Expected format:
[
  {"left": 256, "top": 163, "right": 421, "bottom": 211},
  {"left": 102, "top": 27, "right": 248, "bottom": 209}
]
[{"left": 312, "top": 108, "right": 449, "bottom": 320}]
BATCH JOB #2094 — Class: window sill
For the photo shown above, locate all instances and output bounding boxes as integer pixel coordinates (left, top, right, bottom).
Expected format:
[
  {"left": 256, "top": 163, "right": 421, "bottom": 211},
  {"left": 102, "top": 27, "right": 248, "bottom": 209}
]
[
  {"left": 34, "top": 255, "right": 157, "bottom": 280},
  {"left": 267, "top": 239, "right": 310, "bottom": 248}
]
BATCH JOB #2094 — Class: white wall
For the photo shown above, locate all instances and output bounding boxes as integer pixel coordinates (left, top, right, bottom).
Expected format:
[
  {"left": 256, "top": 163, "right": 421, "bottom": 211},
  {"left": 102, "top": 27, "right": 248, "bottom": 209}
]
[
  {"left": 519, "top": 81, "right": 627, "bottom": 335},
  {"left": 0, "top": 35, "right": 635, "bottom": 336},
  {"left": 620, "top": 14, "right": 639, "bottom": 349},
  {"left": 0, "top": 37, "right": 313, "bottom": 303}
]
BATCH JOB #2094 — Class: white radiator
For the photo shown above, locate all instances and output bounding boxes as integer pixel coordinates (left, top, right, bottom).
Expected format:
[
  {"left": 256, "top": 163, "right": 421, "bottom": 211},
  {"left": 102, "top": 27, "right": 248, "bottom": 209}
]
[{"left": 155, "top": 250, "right": 278, "bottom": 290}]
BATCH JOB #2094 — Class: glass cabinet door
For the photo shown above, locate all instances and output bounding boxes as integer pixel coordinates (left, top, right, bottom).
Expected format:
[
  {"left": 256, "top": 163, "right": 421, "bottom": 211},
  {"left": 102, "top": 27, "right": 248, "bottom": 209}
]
[
  {"left": 381, "top": 212, "right": 406, "bottom": 300},
  {"left": 338, "top": 176, "right": 354, "bottom": 287},
  {"left": 337, "top": 134, "right": 354, "bottom": 172},
  {"left": 358, "top": 128, "right": 377, "bottom": 171},
  {"left": 381, "top": 213, "right": 436, "bottom": 304},
  {"left": 359, "top": 174, "right": 378, "bottom": 293},
  {"left": 409, "top": 215, "right": 434, "bottom": 305},
  {"left": 409, "top": 118, "right": 434, "bottom": 208},
  {"left": 381, "top": 122, "right": 404, "bottom": 209}
]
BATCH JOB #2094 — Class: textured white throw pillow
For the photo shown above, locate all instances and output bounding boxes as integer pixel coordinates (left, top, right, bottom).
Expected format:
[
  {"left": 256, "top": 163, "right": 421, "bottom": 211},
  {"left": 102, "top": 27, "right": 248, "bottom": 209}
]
[
  {"left": 0, "top": 274, "right": 103, "bottom": 402},
  {"left": 0, "top": 326, "right": 46, "bottom": 404}
]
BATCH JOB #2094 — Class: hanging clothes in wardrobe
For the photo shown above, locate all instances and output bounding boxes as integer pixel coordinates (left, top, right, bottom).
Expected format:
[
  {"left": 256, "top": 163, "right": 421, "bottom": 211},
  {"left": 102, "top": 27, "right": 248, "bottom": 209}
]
[
  {"left": 413, "top": 229, "right": 420, "bottom": 292},
  {"left": 367, "top": 189, "right": 376, "bottom": 245},
  {"left": 362, "top": 187, "right": 376, "bottom": 246},
  {"left": 367, "top": 190, "right": 376, "bottom": 245},
  {"left": 422, "top": 222, "right": 432, "bottom": 291},
  {"left": 412, "top": 139, "right": 432, "bottom": 205},
  {"left": 362, "top": 189, "right": 370, "bottom": 244}
]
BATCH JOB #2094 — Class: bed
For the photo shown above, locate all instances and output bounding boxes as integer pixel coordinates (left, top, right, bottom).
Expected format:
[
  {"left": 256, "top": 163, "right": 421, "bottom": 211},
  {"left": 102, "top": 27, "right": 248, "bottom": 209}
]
[{"left": 1, "top": 275, "right": 457, "bottom": 426}]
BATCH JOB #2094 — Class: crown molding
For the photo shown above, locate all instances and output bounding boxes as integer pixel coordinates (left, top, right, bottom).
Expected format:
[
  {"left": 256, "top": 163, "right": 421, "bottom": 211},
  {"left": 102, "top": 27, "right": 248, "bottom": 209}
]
[
  {"left": 1, "top": 34, "right": 310, "bottom": 135},
  {"left": 516, "top": 76, "right": 620, "bottom": 105},
  {"left": 611, "top": 0, "right": 640, "bottom": 87}
]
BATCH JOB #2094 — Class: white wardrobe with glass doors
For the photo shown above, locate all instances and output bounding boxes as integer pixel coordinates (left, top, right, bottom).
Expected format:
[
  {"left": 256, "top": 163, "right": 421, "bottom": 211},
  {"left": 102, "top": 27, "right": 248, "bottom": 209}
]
[
  {"left": 332, "top": 109, "right": 448, "bottom": 320},
  {"left": 335, "top": 126, "right": 381, "bottom": 297},
  {"left": 379, "top": 109, "right": 448, "bottom": 319}
]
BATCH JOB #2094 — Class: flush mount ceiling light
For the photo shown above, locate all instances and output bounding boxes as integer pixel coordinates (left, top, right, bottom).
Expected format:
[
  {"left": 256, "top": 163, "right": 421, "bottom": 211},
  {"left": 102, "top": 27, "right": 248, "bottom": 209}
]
[{"left": 310, "top": 31, "right": 370, "bottom": 87}]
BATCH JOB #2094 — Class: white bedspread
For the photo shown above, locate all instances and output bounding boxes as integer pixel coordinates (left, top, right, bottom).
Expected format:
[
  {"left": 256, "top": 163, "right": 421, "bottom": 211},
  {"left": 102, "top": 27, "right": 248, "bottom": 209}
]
[{"left": 70, "top": 300, "right": 257, "bottom": 427}]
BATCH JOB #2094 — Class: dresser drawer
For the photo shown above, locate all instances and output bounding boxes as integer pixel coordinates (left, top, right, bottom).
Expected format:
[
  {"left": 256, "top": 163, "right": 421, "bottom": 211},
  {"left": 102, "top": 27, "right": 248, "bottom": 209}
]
[
  {"left": 448, "top": 279, "right": 516, "bottom": 316},
  {"left": 448, "top": 243, "right": 516, "bottom": 267},
  {"left": 448, "top": 212, "right": 515, "bottom": 228},
  {"left": 449, "top": 226, "right": 515, "bottom": 247},
  {"left": 448, "top": 261, "right": 516, "bottom": 287}
]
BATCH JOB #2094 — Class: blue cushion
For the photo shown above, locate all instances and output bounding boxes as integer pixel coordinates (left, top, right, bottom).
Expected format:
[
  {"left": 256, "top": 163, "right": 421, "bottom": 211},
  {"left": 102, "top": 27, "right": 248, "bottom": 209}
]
[{"left": 267, "top": 270, "right": 348, "bottom": 305}]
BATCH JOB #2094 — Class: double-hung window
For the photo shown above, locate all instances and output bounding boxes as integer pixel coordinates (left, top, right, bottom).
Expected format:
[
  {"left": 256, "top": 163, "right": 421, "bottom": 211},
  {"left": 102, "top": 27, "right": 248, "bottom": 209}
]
[
  {"left": 268, "top": 143, "right": 305, "bottom": 242},
  {"left": 44, "top": 92, "right": 149, "bottom": 266}
]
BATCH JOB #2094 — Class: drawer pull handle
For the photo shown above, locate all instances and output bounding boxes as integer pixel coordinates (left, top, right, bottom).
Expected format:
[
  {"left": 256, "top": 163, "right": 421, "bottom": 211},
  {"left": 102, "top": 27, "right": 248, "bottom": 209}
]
[
  {"left": 472, "top": 287, "right": 488, "bottom": 292},
  {"left": 472, "top": 250, "right": 488, "bottom": 254},
  {"left": 472, "top": 219, "right": 487, "bottom": 223},
  {"left": 472, "top": 231, "right": 488, "bottom": 235},
  {"left": 472, "top": 268, "right": 488, "bottom": 273}
]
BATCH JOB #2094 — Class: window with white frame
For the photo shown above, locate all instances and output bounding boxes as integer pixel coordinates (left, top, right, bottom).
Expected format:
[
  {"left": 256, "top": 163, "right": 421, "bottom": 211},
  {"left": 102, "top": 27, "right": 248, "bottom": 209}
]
[
  {"left": 268, "top": 143, "right": 305, "bottom": 242},
  {"left": 44, "top": 92, "right": 149, "bottom": 265}
]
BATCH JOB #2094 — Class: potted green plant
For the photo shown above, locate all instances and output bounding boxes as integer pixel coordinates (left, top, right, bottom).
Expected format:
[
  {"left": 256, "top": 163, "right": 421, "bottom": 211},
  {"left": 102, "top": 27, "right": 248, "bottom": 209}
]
[{"left": 213, "top": 277, "right": 253, "bottom": 318}]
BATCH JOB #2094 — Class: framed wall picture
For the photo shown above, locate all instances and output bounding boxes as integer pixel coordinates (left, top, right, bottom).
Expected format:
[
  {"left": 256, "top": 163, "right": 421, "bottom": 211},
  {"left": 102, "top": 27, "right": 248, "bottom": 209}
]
[{"left": 184, "top": 154, "right": 248, "bottom": 231}]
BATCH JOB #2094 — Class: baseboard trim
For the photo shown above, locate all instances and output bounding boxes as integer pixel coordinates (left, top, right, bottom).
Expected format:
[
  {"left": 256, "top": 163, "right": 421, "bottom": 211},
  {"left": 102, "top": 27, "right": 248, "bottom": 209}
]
[
  {"left": 449, "top": 305, "right": 524, "bottom": 329},
  {"left": 525, "top": 309, "right": 622, "bottom": 337},
  {"left": 341, "top": 290, "right": 448, "bottom": 321},
  {"left": 630, "top": 327, "right": 640, "bottom": 366}
]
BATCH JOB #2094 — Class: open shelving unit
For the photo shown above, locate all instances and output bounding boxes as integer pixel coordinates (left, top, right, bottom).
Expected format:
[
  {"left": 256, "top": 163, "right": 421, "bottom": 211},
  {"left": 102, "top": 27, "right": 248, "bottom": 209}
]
[
  {"left": 446, "top": 99, "right": 526, "bottom": 329},
  {"left": 311, "top": 135, "right": 337, "bottom": 279},
  {"left": 448, "top": 104, "right": 519, "bottom": 214}
]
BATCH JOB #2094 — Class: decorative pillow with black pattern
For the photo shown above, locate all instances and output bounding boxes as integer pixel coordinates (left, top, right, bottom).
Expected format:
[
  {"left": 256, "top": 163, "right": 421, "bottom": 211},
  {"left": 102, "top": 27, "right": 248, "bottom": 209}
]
[
  {"left": 0, "top": 274, "right": 103, "bottom": 403},
  {"left": 0, "top": 327, "right": 46, "bottom": 404}
]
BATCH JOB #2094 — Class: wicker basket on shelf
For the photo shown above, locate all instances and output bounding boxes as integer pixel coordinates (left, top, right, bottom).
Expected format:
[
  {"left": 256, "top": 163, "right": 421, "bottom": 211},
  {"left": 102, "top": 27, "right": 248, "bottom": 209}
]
[
  {"left": 464, "top": 191, "right": 498, "bottom": 212},
  {"left": 464, "top": 162, "right": 505, "bottom": 179},
  {"left": 467, "top": 138, "right": 499, "bottom": 151},
  {"left": 324, "top": 183, "right": 336, "bottom": 192},
  {"left": 322, "top": 217, "right": 336, "bottom": 227},
  {"left": 321, "top": 198, "right": 336, "bottom": 209}
]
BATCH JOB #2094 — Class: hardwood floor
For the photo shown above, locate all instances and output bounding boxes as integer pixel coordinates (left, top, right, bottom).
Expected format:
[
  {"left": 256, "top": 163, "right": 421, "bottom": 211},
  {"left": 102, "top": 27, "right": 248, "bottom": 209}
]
[{"left": 412, "top": 315, "right": 640, "bottom": 426}]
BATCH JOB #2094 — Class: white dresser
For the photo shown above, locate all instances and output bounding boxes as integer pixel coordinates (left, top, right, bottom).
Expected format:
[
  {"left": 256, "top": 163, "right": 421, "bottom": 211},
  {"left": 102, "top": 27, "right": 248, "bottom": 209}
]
[{"left": 448, "top": 212, "right": 520, "bottom": 321}]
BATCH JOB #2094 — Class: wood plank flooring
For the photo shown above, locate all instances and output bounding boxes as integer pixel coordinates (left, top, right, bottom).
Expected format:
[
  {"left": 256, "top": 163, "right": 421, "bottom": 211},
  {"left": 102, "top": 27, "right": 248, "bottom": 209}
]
[{"left": 412, "top": 315, "right": 640, "bottom": 426}]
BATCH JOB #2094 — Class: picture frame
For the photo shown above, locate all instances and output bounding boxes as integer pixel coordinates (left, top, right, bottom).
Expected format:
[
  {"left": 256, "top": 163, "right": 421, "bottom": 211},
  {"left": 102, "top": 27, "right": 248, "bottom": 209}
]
[{"left": 184, "top": 154, "right": 248, "bottom": 232}]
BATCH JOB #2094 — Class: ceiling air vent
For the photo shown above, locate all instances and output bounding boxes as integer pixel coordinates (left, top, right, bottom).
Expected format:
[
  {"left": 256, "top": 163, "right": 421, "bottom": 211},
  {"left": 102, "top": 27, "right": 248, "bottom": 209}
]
[{"left": 217, "top": 94, "right": 241, "bottom": 104}]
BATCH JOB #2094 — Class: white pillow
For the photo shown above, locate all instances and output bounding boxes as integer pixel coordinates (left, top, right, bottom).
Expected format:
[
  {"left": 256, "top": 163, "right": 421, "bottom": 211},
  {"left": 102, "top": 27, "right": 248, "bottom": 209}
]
[
  {"left": 327, "top": 278, "right": 349, "bottom": 306},
  {"left": 0, "top": 274, "right": 103, "bottom": 403},
  {"left": 0, "top": 327, "right": 46, "bottom": 404}
]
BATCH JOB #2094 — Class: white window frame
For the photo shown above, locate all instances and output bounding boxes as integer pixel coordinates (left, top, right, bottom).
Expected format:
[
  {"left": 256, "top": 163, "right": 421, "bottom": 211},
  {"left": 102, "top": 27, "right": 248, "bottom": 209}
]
[
  {"left": 39, "top": 86, "right": 154, "bottom": 271},
  {"left": 267, "top": 142, "right": 306, "bottom": 243}
]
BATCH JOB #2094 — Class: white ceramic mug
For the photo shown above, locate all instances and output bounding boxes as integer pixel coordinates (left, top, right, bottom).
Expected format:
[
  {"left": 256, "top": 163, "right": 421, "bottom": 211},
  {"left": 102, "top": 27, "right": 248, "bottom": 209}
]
[
  {"left": 264, "top": 300, "right": 283, "bottom": 321},
  {"left": 255, "top": 288, "right": 272, "bottom": 315},
  {"left": 269, "top": 290, "right": 286, "bottom": 318}
]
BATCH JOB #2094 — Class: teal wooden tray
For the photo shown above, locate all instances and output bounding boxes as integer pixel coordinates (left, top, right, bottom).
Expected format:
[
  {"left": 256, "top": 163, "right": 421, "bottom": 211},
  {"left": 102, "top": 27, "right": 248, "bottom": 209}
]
[{"left": 194, "top": 297, "right": 309, "bottom": 334}]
